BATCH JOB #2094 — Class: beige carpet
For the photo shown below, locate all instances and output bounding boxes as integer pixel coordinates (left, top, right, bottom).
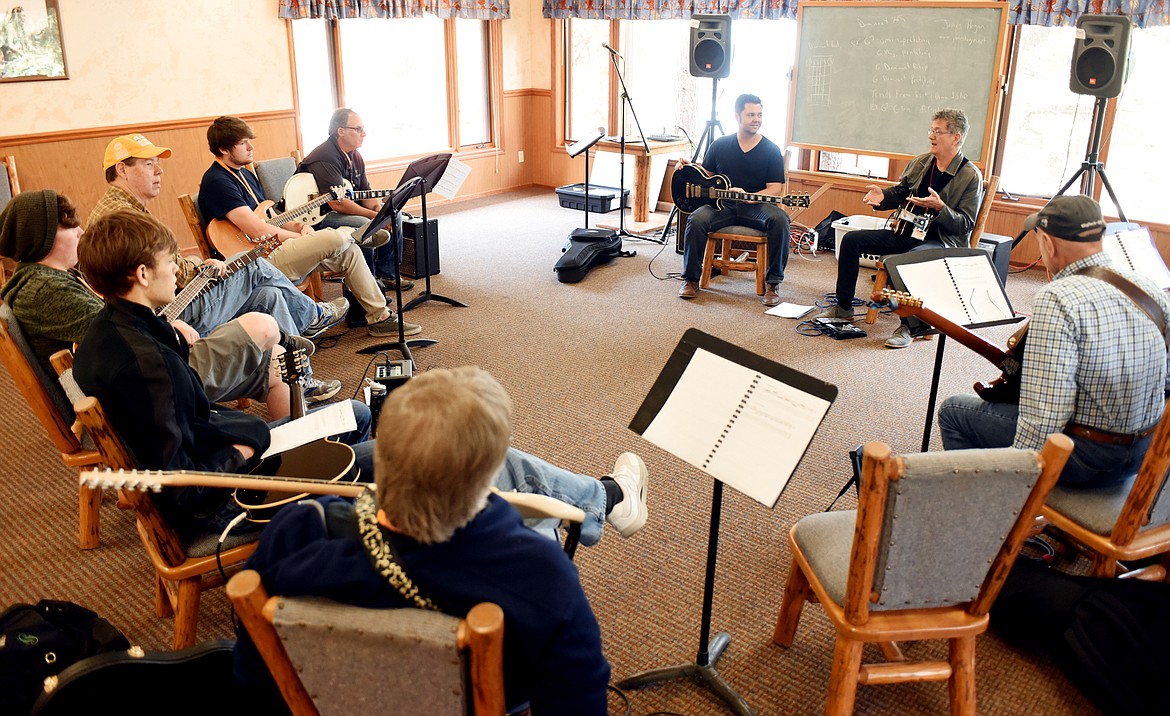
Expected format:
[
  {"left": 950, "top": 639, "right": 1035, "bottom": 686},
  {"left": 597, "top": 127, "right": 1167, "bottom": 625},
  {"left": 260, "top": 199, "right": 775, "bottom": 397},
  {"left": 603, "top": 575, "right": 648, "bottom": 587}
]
[{"left": 0, "top": 187, "right": 1099, "bottom": 715}]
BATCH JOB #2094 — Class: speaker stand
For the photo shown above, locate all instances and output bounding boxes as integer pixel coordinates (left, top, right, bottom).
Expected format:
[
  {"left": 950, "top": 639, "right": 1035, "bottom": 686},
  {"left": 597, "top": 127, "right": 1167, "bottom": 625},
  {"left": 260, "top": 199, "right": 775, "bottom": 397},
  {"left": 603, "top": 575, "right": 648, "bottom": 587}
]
[
  {"left": 1055, "top": 95, "right": 1127, "bottom": 222},
  {"left": 657, "top": 77, "right": 724, "bottom": 245}
]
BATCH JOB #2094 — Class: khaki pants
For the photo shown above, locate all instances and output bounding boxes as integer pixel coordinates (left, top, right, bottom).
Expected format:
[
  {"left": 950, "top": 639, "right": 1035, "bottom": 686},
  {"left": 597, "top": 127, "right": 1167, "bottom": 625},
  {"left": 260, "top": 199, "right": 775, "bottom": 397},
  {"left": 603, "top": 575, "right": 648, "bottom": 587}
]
[{"left": 267, "top": 228, "right": 388, "bottom": 322}]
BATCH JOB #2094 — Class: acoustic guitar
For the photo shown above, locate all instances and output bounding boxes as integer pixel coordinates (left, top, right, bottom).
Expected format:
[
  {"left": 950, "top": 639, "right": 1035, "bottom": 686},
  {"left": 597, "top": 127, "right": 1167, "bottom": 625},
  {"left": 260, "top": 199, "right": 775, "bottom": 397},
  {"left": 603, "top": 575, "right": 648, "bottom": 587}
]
[
  {"left": 889, "top": 199, "right": 936, "bottom": 241},
  {"left": 283, "top": 174, "right": 395, "bottom": 226},
  {"left": 155, "top": 235, "right": 279, "bottom": 323},
  {"left": 206, "top": 185, "right": 346, "bottom": 258},
  {"left": 232, "top": 348, "right": 361, "bottom": 522},
  {"left": 878, "top": 288, "right": 1028, "bottom": 403},
  {"left": 670, "top": 163, "right": 812, "bottom": 214}
]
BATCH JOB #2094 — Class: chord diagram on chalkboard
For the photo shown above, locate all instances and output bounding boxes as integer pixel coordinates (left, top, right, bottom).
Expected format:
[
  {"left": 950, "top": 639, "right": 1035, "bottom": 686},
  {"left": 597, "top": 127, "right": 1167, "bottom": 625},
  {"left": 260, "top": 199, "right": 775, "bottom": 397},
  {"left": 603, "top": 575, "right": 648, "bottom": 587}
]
[{"left": 807, "top": 55, "right": 833, "bottom": 106}]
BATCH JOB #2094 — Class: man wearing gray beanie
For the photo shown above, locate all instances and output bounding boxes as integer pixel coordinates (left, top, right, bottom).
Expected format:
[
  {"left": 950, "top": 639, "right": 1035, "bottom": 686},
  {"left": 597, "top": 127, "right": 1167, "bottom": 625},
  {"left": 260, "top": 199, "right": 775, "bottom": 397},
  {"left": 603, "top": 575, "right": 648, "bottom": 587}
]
[{"left": 0, "top": 190, "right": 293, "bottom": 417}]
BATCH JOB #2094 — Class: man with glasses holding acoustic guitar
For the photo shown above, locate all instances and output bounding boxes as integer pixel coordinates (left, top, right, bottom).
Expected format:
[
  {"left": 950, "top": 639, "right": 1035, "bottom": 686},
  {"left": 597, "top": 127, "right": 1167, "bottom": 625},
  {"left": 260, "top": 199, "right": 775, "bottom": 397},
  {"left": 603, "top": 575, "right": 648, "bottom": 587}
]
[
  {"left": 816, "top": 108, "right": 983, "bottom": 348},
  {"left": 677, "top": 93, "right": 792, "bottom": 307}
]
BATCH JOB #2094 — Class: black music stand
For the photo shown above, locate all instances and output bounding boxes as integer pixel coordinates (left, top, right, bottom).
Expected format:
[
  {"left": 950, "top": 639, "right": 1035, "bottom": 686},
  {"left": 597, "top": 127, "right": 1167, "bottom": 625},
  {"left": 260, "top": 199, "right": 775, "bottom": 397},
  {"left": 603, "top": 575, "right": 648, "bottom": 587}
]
[
  {"left": 566, "top": 126, "right": 607, "bottom": 233},
  {"left": 356, "top": 177, "right": 435, "bottom": 362},
  {"left": 397, "top": 153, "right": 468, "bottom": 312}
]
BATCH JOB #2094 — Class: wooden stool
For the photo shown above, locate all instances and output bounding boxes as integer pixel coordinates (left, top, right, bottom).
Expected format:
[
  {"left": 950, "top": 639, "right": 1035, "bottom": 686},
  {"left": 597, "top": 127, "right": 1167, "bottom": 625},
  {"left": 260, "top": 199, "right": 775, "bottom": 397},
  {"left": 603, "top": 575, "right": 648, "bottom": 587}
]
[{"left": 701, "top": 226, "right": 768, "bottom": 296}]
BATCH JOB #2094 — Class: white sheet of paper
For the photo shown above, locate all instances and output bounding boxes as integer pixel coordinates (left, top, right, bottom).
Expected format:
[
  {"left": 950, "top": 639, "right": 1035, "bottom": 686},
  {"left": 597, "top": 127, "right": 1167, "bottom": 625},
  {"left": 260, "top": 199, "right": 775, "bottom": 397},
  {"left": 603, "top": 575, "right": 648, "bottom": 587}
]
[
  {"left": 432, "top": 157, "right": 471, "bottom": 200},
  {"left": 766, "top": 302, "right": 816, "bottom": 319},
  {"left": 261, "top": 401, "right": 358, "bottom": 460},
  {"left": 895, "top": 254, "right": 1012, "bottom": 326},
  {"left": 641, "top": 348, "right": 831, "bottom": 507},
  {"left": 1103, "top": 228, "right": 1170, "bottom": 290}
]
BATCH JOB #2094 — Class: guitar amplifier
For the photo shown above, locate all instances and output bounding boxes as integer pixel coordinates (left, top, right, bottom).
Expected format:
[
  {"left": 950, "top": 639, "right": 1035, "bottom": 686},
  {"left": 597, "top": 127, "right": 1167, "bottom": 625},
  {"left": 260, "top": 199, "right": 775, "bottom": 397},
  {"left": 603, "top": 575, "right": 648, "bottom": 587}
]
[{"left": 400, "top": 215, "right": 439, "bottom": 278}]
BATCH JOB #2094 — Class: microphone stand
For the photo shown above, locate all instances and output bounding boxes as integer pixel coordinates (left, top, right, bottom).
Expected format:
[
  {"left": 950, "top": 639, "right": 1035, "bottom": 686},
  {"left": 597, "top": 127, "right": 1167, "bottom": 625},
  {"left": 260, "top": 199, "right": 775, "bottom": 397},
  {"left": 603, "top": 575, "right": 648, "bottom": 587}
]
[{"left": 606, "top": 46, "right": 651, "bottom": 241}]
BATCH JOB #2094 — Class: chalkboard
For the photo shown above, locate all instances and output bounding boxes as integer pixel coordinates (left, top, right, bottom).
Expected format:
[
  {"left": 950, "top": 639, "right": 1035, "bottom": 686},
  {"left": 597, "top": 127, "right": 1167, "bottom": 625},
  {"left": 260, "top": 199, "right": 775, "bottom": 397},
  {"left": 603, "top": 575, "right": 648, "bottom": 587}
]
[{"left": 789, "top": 1, "right": 1008, "bottom": 163}]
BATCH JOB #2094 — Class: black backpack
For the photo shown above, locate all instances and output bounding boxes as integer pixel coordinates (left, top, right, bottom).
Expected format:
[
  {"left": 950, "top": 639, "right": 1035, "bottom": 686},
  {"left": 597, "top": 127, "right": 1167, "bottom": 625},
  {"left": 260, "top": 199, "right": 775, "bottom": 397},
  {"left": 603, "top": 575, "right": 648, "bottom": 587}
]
[{"left": 0, "top": 600, "right": 129, "bottom": 715}]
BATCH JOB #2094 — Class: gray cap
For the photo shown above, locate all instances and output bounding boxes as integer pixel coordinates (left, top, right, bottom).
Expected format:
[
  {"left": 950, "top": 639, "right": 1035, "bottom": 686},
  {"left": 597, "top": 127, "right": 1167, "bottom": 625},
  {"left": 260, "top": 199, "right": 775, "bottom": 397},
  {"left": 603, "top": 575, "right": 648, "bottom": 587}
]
[{"left": 1022, "top": 194, "right": 1106, "bottom": 242}]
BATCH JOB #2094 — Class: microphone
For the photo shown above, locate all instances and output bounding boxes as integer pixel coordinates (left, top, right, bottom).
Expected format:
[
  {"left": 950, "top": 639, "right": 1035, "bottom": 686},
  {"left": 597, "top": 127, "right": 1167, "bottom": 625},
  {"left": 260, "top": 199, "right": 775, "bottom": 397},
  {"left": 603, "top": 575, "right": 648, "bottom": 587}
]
[{"left": 602, "top": 42, "right": 622, "bottom": 59}]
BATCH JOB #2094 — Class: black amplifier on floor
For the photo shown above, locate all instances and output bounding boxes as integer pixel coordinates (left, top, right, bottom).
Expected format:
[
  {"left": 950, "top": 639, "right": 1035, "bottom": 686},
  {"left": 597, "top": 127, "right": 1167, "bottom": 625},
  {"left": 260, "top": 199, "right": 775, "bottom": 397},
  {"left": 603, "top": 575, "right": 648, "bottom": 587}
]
[
  {"left": 400, "top": 215, "right": 440, "bottom": 278},
  {"left": 977, "top": 232, "right": 1013, "bottom": 286}
]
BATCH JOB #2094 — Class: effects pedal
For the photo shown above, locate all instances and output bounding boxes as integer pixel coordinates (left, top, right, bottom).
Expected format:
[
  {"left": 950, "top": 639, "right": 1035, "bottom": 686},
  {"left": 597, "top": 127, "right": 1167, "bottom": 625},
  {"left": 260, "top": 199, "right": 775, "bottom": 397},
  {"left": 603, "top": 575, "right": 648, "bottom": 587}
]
[
  {"left": 374, "top": 359, "right": 413, "bottom": 392},
  {"left": 814, "top": 317, "right": 867, "bottom": 340}
]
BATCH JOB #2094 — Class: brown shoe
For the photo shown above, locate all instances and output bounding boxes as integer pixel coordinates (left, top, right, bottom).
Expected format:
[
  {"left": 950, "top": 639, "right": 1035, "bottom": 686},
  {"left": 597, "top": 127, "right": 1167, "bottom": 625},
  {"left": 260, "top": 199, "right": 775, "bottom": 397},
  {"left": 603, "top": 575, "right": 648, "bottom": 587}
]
[
  {"left": 762, "top": 284, "right": 781, "bottom": 307},
  {"left": 678, "top": 281, "right": 699, "bottom": 300}
]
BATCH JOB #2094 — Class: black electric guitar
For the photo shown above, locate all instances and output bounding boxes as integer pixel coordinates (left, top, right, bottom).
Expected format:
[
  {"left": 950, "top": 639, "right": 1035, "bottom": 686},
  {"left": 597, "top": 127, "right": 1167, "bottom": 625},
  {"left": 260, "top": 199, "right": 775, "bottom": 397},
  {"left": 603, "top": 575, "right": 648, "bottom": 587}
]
[
  {"left": 155, "top": 235, "right": 279, "bottom": 323},
  {"left": 671, "top": 163, "right": 811, "bottom": 214},
  {"left": 879, "top": 289, "right": 1028, "bottom": 403},
  {"left": 283, "top": 174, "right": 394, "bottom": 226},
  {"left": 235, "top": 349, "right": 359, "bottom": 522}
]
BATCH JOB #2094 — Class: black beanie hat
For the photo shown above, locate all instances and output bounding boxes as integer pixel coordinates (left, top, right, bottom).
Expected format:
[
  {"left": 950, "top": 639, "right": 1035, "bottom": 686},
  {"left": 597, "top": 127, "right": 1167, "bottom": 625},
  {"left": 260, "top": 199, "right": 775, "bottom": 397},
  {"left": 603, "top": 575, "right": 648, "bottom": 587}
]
[{"left": 0, "top": 189, "right": 59, "bottom": 263}]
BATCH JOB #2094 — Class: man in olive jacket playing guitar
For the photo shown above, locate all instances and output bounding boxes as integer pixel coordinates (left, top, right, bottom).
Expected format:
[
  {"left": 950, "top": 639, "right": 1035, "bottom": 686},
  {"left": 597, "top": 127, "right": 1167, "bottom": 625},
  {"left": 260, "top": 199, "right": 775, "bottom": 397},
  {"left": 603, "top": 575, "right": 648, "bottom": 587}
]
[
  {"left": 677, "top": 93, "right": 791, "bottom": 307},
  {"left": 939, "top": 196, "right": 1170, "bottom": 489}
]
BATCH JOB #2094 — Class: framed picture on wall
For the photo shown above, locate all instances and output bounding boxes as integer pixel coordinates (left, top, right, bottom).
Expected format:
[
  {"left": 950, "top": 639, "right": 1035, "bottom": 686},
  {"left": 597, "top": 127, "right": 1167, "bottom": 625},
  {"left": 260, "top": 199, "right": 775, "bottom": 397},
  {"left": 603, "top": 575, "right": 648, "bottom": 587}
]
[{"left": 0, "top": 1, "right": 68, "bottom": 83}]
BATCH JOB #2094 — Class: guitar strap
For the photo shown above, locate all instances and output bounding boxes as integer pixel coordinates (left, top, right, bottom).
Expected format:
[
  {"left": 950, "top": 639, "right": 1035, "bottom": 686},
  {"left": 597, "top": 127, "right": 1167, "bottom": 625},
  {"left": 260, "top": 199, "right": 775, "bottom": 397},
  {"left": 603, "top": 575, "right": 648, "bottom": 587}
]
[
  {"left": 1076, "top": 265, "right": 1170, "bottom": 349},
  {"left": 353, "top": 491, "right": 439, "bottom": 611}
]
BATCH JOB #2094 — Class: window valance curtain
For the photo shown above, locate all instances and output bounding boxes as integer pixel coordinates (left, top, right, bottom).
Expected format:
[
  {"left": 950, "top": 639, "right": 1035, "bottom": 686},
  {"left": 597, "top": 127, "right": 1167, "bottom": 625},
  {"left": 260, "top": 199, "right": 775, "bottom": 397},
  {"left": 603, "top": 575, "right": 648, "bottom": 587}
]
[
  {"left": 278, "top": 0, "right": 510, "bottom": 21},
  {"left": 540, "top": 0, "right": 1168, "bottom": 28}
]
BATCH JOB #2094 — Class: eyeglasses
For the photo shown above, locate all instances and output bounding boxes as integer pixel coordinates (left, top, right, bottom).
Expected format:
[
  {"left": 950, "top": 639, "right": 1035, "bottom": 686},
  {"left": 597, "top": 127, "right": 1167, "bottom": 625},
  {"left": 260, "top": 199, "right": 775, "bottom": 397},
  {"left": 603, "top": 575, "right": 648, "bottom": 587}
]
[
  {"left": 927, "top": 127, "right": 955, "bottom": 137},
  {"left": 342, "top": 126, "right": 366, "bottom": 134}
]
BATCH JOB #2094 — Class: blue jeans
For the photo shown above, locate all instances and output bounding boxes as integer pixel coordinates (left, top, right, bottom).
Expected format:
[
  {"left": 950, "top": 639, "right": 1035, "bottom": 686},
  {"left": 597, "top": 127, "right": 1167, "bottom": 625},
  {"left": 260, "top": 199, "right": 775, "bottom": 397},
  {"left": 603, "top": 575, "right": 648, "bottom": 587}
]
[
  {"left": 492, "top": 448, "right": 607, "bottom": 546},
  {"left": 316, "top": 211, "right": 403, "bottom": 281},
  {"left": 682, "top": 203, "right": 791, "bottom": 285},
  {"left": 182, "top": 255, "right": 318, "bottom": 337},
  {"left": 267, "top": 399, "right": 375, "bottom": 482},
  {"left": 938, "top": 393, "right": 1151, "bottom": 488}
]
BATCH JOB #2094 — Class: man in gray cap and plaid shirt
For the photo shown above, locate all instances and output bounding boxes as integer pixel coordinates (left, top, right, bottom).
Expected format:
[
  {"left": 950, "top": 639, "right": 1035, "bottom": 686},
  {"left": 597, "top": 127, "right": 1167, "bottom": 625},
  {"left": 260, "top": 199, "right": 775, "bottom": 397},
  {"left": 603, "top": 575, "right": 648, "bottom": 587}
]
[{"left": 938, "top": 194, "right": 1170, "bottom": 488}]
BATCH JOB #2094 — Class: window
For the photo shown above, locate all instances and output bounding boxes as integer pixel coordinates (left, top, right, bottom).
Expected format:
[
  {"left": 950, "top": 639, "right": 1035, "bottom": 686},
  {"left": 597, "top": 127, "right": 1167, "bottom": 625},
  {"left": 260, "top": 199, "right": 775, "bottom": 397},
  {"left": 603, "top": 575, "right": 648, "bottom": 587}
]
[
  {"left": 998, "top": 25, "right": 1094, "bottom": 198},
  {"left": 1100, "top": 26, "right": 1170, "bottom": 223},
  {"left": 817, "top": 152, "right": 890, "bottom": 179},
  {"left": 291, "top": 17, "right": 496, "bottom": 161},
  {"left": 563, "top": 19, "right": 799, "bottom": 152}
]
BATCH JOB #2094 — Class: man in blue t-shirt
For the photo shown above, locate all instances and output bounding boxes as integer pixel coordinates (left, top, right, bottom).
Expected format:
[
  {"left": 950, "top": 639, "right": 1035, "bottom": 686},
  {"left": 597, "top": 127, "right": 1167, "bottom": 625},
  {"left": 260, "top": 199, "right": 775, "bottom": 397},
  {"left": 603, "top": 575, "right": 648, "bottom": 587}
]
[{"left": 677, "top": 93, "right": 791, "bottom": 307}]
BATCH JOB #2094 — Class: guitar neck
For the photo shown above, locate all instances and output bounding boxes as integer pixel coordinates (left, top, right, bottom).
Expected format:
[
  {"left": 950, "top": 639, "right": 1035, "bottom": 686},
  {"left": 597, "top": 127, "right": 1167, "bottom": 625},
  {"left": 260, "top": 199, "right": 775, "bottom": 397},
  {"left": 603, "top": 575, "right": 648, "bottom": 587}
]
[
  {"left": 714, "top": 189, "right": 786, "bottom": 205},
  {"left": 902, "top": 303, "right": 1012, "bottom": 366},
  {"left": 81, "top": 468, "right": 369, "bottom": 497},
  {"left": 349, "top": 189, "right": 394, "bottom": 202},
  {"left": 156, "top": 245, "right": 266, "bottom": 322},
  {"left": 269, "top": 193, "right": 334, "bottom": 227}
]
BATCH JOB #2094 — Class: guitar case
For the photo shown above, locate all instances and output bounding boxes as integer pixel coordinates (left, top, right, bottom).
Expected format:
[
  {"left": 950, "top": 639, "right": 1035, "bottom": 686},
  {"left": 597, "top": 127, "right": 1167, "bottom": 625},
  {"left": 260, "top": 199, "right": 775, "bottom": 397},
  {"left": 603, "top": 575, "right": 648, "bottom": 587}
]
[{"left": 554, "top": 228, "right": 630, "bottom": 283}]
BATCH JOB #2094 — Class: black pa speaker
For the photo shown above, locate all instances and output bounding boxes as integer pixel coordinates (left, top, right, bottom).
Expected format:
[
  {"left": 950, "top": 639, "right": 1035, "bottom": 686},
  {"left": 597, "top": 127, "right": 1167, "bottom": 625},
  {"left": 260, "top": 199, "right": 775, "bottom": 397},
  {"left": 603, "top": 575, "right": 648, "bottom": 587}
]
[
  {"left": 399, "top": 215, "right": 439, "bottom": 278},
  {"left": 689, "top": 14, "right": 731, "bottom": 79},
  {"left": 1070, "top": 14, "right": 1133, "bottom": 98}
]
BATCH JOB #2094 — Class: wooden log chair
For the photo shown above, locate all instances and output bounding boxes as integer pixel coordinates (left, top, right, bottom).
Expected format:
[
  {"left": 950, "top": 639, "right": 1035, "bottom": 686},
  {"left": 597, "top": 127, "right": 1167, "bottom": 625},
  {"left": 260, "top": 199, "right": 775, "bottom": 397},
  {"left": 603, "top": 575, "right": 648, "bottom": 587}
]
[
  {"left": 227, "top": 569, "right": 506, "bottom": 716},
  {"left": 772, "top": 434, "right": 1072, "bottom": 715},
  {"left": 866, "top": 175, "right": 1000, "bottom": 324},
  {"left": 0, "top": 305, "right": 104, "bottom": 549},
  {"left": 72, "top": 394, "right": 259, "bottom": 649},
  {"left": 1, "top": 154, "right": 21, "bottom": 284},
  {"left": 1041, "top": 398, "right": 1170, "bottom": 580}
]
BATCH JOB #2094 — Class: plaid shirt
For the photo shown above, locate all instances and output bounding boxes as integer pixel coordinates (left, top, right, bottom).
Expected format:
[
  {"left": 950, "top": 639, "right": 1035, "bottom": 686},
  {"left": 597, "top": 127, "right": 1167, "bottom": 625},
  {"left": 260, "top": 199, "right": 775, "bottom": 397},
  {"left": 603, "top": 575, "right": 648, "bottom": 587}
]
[
  {"left": 1015, "top": 251, "right": 1170, "bottom": 451},
  {"left": 88, "top": 185, "right": 203, "bottom": 287}
]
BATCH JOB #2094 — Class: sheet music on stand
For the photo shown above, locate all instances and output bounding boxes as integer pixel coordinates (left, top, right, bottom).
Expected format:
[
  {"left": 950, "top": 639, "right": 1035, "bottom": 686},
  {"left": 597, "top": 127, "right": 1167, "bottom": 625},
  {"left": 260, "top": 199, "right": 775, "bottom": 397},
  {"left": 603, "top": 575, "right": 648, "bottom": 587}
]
[
  {"left": 1102, "top": 226, "right": 1170, "bottom": 291},
  {"left": 631, "top": 330, "right": 837, "bottom": 507},
  {"left": 888, "top": 252, "right": 1017, "bottom": 329}
]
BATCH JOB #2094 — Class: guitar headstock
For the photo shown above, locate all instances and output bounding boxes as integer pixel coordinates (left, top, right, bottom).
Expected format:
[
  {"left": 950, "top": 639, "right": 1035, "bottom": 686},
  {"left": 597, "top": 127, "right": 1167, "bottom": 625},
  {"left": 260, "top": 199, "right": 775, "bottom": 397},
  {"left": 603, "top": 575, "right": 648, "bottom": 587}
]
[
  {"left": 879, "top": 288, "right": 923, "bottom": 308},
  {"left": 81, "top": 468, "right": 163, "bottom": 492},
  {"left": 255, "top": 234, "right": 280, "bottom": 256},
  {"left": 278, "top": 348, "right": 311, "bottom": 387},
  {"left": 329, "top": 184, "right": 350, "bottom": 201},
  {"left": 785, "top": 193, "right": 812, "bottom": 209}
]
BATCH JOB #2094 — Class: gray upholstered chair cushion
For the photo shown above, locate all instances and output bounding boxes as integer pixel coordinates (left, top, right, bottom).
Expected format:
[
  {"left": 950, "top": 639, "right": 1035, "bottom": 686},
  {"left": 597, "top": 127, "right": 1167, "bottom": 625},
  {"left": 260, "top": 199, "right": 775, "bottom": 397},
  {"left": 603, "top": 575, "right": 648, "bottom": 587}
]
[
  {"left": 792, "top": 509, "right": 857, "bottom": 606},
  {"left": 1046, "top": 477, "right": 1138, "bottom": 536},
  {"left": 273, "top": 597, "right": 467, "bottom": 713},
  {"left": 1, "top": 303, "right": 76, "bottom": 425},
  {"left": 185, "top": 528, "right": 259, "bottom": 558},
  {"left": 0, "top": 169, "right": 12, "bottom": 211},
  {"left": 254, "top": 157, "right": 297, "bottom": 205},
  {"left": 871, "top": 447, "right": 1041, "bottom": 611}
]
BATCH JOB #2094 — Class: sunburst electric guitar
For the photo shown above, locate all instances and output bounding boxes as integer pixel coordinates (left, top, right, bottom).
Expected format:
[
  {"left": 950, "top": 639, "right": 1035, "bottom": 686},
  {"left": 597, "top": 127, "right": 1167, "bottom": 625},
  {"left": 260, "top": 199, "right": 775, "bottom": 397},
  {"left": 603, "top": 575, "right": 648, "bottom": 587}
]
[
  {"left": 879, "top": 289, "right": 1028, "bottom": 403},
  {"left": 670, "top": 163, "right": 811, "bottom": 214},
  {"left": 206, "top": 185, "right": 347, "bottom": 258}
]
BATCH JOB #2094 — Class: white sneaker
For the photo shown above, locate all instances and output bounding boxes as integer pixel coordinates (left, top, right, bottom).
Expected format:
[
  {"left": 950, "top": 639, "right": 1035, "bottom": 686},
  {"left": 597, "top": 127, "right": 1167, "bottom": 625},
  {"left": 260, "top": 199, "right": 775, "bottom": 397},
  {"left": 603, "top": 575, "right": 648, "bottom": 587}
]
[{"left": 606, "top": 452, "right": 648, "bottom": 537}]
